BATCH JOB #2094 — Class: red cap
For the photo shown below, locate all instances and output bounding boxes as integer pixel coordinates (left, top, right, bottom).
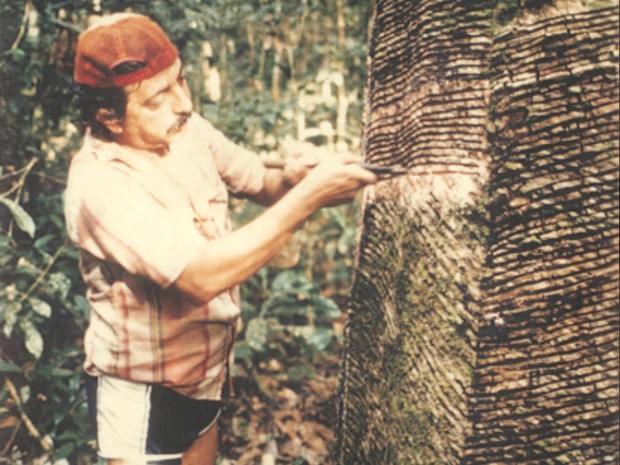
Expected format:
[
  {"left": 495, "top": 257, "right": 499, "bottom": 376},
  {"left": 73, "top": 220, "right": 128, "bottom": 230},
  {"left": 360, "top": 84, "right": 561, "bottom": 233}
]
[{"left": 74, "top": 13, "right": 178, "bottom": 88}]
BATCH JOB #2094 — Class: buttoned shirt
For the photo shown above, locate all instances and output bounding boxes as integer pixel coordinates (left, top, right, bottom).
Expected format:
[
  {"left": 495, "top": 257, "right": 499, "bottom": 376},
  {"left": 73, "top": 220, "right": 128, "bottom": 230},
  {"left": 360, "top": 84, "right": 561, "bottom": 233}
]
[{"left": 65, "top": 114, "right": 266, "bottom": 399}]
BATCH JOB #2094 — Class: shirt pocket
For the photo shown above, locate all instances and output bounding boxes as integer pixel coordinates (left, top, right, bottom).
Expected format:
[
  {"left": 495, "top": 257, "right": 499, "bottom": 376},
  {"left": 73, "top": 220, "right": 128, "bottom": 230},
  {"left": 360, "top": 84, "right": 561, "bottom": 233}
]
[{"left": 192, "top": 194, "right": 230, "bottom": 240}]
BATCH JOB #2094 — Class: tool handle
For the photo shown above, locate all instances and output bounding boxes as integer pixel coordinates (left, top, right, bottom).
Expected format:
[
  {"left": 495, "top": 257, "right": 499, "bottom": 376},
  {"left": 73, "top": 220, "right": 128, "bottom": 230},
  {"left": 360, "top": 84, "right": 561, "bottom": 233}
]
[
  {"left": 263, "top": 159, "right": 287, "bottom": 169},
  {"left": 263, "top": 159, "right": 400, "bottom": 174}
]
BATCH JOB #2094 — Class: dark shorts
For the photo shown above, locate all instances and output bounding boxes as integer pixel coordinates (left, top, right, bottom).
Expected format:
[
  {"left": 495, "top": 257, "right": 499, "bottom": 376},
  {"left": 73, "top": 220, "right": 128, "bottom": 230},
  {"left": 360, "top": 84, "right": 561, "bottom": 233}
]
[{"left": 86, "top": 375, "right": 221, "bottom": 464}]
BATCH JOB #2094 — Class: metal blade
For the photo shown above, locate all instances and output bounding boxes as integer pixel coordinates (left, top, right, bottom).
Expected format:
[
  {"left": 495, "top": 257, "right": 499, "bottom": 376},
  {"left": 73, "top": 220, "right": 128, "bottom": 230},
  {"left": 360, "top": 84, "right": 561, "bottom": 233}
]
[
  {"left": 361, "top": 163, "right": 409, "bottom": 176},
  {"left": 264, "top": 160, "right": 479, "bottom": 178}
]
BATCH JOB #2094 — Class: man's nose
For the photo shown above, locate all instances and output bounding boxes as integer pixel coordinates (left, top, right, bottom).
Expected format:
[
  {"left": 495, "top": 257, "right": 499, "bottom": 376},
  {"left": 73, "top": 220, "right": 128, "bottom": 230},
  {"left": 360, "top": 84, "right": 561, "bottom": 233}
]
[{"left": 173, "top": 84, "right": 193, "bottom": 114}]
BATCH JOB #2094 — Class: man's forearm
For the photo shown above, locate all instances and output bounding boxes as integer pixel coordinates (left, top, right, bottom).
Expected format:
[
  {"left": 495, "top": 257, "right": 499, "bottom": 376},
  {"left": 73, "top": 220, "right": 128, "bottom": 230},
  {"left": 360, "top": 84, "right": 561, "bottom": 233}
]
[
  {"left": 174, "top": 155, "right": 376, "bottom": 304},
  {"left": 173, "top": 178, "right": 321, "bottom": 303},
  {"left": 247, "top": 168, "right": 293, "bottom": 206}
]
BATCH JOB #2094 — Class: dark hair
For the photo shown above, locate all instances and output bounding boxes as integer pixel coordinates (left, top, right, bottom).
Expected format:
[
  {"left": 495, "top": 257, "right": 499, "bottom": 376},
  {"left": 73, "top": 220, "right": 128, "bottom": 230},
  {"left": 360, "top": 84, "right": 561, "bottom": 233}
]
[{"left": 73, "top": 61, "right": 146, "bottom": 140}]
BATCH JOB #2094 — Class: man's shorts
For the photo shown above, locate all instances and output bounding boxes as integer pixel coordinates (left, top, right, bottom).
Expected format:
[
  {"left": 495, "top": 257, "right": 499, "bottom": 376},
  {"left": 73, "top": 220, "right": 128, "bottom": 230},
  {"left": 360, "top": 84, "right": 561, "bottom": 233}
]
[{"left": 86, "top": 375, "right": 222, "bottom": 465}]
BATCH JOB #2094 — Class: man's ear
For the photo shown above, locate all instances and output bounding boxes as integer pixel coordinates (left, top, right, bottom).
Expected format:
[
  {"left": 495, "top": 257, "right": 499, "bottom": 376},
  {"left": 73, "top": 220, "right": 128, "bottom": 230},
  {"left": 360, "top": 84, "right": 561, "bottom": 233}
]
[{"left": 95, "top": 108, "right": 123, "bottom": 135}]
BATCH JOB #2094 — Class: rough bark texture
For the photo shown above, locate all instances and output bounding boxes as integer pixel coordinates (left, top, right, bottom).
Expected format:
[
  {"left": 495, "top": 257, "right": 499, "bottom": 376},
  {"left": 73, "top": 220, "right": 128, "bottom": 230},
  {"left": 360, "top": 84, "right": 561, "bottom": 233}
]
[{"left": 337, "top": 1, "right": 619, "bottom": 464}]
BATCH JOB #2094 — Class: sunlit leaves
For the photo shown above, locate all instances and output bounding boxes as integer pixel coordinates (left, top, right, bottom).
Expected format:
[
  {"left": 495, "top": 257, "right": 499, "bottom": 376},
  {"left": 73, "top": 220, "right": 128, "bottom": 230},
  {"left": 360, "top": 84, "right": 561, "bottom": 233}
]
[
  {"left": 28, "top": 297, "right": 52, "bottom": 318},
  {"left": 242, "top": 270, "right": 343, "bottom": 369},
  {"left": 304, "top": 327, "right": 334, "bottom": 351},
  {"left": 0, "top": 360, "right": 21, "bottom": 373},
  {"left": 20, "top": 318, "right": 44, "bottom": 360},
  {"left": 0, "top": 195, "right": 36, "bottom": 238},
  {"left": 246, "top": 316, "right": 270, "bottom": 351},
  {"left": 1, "top": 301, "right": 22, "bottom": 337}
]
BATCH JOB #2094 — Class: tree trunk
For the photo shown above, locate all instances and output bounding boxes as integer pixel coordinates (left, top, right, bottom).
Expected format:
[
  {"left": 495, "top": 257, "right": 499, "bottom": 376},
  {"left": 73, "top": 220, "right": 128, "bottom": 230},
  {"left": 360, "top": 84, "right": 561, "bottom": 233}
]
[{"left": 337, "top": 1, "right": 619, "bottom": 464}]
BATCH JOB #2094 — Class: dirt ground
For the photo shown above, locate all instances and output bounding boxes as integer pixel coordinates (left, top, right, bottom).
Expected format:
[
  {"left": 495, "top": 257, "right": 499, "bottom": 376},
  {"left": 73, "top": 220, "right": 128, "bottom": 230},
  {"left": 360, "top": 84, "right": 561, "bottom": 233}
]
[{"left": 219, "top": 351, "right": 341, "bottom": 465}]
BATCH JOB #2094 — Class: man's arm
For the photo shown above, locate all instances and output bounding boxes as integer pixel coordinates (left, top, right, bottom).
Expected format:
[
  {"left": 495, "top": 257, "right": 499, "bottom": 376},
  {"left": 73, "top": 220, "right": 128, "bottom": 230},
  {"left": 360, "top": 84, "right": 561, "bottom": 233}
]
[
  {"left": 210, "top": 125, "right": 338, "bottom": 205},
  {"left": 173, "top": 154, "right": 376, "bottom": 303},
  {"left": 248, "top": 159, "right": 314, "bottom": 206},
  {"left": 244, "top": 140, "right": 334, "bottom": 206}
]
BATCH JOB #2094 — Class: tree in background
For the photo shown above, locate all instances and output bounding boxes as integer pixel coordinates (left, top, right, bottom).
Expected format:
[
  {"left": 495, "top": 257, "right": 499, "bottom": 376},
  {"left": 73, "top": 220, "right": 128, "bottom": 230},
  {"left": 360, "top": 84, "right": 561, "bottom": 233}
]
[
  {"left": 0, "top": 1, "right": 372, "bottom": 463},
  {"left": 338, "top": 0, "right": 619, "bottom": 464}
]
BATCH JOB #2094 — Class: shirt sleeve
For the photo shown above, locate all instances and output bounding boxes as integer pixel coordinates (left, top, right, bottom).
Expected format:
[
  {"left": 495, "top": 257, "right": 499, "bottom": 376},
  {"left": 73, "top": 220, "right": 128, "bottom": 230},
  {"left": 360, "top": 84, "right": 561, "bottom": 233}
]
[
  {"left": 196, "top": 117, "right": 267, "bottom": 195},
  {"left": 68, "top": 159, "right": 206, "bottom": 289}
]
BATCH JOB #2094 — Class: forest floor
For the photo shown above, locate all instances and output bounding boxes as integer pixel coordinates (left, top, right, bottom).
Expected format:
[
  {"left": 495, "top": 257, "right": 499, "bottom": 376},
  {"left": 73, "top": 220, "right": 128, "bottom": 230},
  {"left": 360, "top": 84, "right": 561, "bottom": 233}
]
[{"left": 218, "top": 350, "right": 341, "bottom": 465}]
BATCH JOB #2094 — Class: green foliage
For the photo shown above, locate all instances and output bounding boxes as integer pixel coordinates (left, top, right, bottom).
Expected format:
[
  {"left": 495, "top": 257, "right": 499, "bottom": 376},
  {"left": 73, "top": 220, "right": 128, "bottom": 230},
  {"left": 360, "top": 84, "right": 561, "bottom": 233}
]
[
  {"left": 232, "top": 198, "right": 360, "bottom": 383},
  {"left": 1, "top": 0, "right": 91, "bottom": 461},
  {"left": 0, "top": 0, "right": 370, "bottom": 463},
  {"left": 241, "top": 269, "right": 342, "bottom": 359}
]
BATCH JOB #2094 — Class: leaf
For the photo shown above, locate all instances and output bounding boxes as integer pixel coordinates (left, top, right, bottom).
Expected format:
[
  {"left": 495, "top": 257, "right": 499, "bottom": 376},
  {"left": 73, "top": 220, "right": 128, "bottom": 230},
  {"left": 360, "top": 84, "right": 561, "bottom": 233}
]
[
  {"left": 19, "top": 385, "right": 30, "bottom": 404},
  {"left": 34, "top": 234, "right": 55, "bottom": 251},
  {"left": 33, "top": 365, "right": 74, "bottom": 378},
  {"left": 52, "top": 367, "right": 74, "bottom": 377},
  {"left": 246, "top": 317, "right": 269, "bottom": 351},
  {"left": 73, "top": 295, "right": 90, "bottom": 319},
  {"left": 53, "top": 444, "right": 74, "bottom": 461},
  {"left": 271, "top": 270, "right": 313, "bottom": 294},
  {"left": 262, "top": 295, "right": 307, "bottom": 319},
  {"left": 1, "top": 301, "right": 22, "bottom": 337},
  {"left": 6, "top": 48, "right": 26, "bottom": 60},
  {"left": 310, "top": 295, "right": 341, "bottom": 320},
  {"left": 0, "top": 361, "right": 21, "bottom": 373},
  {"left": 20, "top": 319, "right": 44, "bottom": 359},
  {"left": 0, "top": 196, "right": 36, "bottom": 238},
  {"left": 29, "top": 297, "right": 52, "bottom": 318},
  {"left": 287, "top": 363, "right": 315, "bottom": 381},
  {"left": 47, "top": 272, "right": 71, "bottom": 299},
  {"left": 304, "top": 328, "right": 334, "bottom": 351},
  {"left": 0, "top": 415, "right": 20, "bottom": 429},
  {"left": 235, "top": 342, "right": 255, "bottom": 360}
]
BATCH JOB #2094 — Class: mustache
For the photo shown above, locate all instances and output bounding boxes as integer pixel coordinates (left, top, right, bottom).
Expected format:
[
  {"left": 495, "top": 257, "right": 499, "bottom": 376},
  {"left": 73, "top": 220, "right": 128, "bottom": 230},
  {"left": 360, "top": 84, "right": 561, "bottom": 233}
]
[{"left": 168, "top": 113, "right": 191, "bottom": 134}]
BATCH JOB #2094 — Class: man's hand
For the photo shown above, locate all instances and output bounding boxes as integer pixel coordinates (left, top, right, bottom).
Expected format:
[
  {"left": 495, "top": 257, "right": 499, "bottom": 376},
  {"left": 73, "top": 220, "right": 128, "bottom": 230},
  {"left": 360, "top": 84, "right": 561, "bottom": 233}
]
[
  {"left": 278, "top": 140, "right": 326, "bottom": 186},
  {"left": 256, "top": 140, "right": 377, "bottom": 206},
  {"left": 176, "top": 149, "right": 377, "bottom": 304},
  {"left": 280, "top": 156, "right": 320, "bottom": 186},
  {"left": 294, "top": 152, "right": 378, "bottom": 207}
]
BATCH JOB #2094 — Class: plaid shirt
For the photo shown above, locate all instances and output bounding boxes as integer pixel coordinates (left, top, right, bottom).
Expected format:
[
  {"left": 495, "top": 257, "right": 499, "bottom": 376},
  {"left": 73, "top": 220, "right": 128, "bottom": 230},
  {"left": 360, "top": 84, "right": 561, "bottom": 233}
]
[{"left": 65, "top": 114, "right": 266, "bottom": 399}]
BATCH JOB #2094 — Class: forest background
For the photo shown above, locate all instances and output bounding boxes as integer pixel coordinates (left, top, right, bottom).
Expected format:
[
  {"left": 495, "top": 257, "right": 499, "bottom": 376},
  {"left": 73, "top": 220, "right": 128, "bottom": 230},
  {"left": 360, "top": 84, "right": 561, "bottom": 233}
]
[{"left": 0, "top": 1, "right": 373, "bottom": 464}]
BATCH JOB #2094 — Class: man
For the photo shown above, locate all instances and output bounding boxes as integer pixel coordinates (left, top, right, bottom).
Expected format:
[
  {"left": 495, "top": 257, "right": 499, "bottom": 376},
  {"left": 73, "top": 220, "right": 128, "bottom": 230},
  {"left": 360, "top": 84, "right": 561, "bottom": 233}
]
[{"left": 64, "top": 12, "right": 376, "bottom": 465}]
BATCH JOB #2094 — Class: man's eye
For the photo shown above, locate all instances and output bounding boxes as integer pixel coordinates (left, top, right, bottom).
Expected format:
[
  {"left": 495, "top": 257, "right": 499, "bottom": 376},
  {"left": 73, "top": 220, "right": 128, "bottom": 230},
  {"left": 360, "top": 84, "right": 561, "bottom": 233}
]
[
  {"left": 178, "top": 74, "right": 187, "bottom": 84},
  {"left": 146, "top": 95, "right": 164, "bottom": 109}
]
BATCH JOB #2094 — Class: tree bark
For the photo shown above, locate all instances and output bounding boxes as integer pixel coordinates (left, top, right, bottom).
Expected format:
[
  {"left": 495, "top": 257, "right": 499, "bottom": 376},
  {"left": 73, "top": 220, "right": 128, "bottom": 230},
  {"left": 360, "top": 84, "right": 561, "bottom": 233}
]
[{"left": 337, "top": 1, "right": 619, "bottom": 464}]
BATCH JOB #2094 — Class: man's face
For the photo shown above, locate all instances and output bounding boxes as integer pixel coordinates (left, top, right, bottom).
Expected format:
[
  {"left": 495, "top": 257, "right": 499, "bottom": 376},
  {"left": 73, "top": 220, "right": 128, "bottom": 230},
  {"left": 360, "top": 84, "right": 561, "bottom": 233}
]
[{"left": 115, "top": 58, "right": 193, "bottom": 154}]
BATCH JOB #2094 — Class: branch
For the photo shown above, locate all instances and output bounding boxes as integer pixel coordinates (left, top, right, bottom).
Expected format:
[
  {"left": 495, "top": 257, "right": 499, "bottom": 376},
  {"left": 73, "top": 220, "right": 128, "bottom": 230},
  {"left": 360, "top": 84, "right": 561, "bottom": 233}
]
[
  {"left": 1, "top": 421, "right": 21, "bottom": 457},
  {"left": 44, "top": 17, "right": 83, "bottom": 34},
  {"left": 8, "top": 0, "right": 31, "bottom": 51},
  {"left": 2, "top": 157, "right": 37, "bottom": 238},
  {"left": 4, "top": 376, "right": 53, "bottom": 452},
  {"left": 14, "top": 158, "right": 37, "bottom": 202},
  {"left": 33, "top": 170, "right": 67, "bottom": 187},
  {"left": 19, "top": 238, "right": 69, "bottom": 303},
  {"left": 0, "top": 157, "right": 37, "bottom": 198}
]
